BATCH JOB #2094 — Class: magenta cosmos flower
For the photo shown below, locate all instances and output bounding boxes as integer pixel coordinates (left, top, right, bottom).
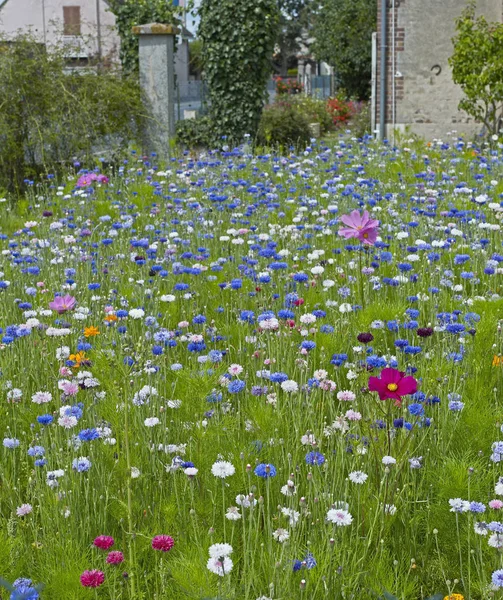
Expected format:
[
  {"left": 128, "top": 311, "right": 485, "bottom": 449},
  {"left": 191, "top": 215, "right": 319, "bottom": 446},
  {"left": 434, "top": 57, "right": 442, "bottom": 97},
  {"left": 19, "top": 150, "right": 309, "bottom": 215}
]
[
  {"left": 338, "top": 210, "right": 379, "bottom": 245},
  {"left": 152, "top": 535, "right": 175, "bottom": 552},
  {"left": 368, "top": 368, "right": 417, "bottom": 405},
  {"left": 49, "top": 294, "right": 76, "bottom": 314},
  {"left": 80, "top": 570, "right": 105, "bottom": 588}
]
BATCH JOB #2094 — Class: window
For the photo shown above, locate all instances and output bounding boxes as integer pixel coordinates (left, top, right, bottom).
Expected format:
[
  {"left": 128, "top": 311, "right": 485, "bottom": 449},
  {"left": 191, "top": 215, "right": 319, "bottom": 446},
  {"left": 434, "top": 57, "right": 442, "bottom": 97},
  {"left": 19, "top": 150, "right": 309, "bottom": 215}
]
[{"left": 63, "top": 6, "right": 81, "bottom": 36}]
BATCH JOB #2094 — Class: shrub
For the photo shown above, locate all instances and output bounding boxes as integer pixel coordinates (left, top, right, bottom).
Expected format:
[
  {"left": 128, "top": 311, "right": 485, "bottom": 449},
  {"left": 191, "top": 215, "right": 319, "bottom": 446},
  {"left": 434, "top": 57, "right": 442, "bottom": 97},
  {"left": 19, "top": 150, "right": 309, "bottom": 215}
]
[
  {"left": 257, "top": 101, "right": 311, "bottom": 147},
  {"left": 0, "top": 34, "right": 145, "bottom": 196},
  {"left": 175, "top": 116, "right": 214, "bottom": 148},
  {"left": 326, "top": 95, "right": 355, "bottom": 127},
  {"left": 275, "top": 77, "right": 304, "bottom": 95},
  {"left": 290, "top": 95, "right": 333, "bottom": 134},
  {"left": 348, "top": 101, "right": 371, "bottom": 138}
]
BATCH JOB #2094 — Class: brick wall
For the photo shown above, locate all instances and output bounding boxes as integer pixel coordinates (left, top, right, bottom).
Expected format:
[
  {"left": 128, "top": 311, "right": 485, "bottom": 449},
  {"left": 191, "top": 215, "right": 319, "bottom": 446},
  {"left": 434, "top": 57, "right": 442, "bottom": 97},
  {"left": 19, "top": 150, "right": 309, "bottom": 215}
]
[
  {"left": 375, "top": 0, "right": 404, "bottom": 129},
  {"left": 375, "top": 0, "right": 503, "bottom": 139}
]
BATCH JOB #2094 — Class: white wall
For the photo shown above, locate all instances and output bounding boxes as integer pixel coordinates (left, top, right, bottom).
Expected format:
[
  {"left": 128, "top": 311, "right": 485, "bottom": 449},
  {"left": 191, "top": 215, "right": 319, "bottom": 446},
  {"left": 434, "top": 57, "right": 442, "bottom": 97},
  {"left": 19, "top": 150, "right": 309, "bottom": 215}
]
[{"left": 0, "top": 0, "right": 120, "bottom": 64}]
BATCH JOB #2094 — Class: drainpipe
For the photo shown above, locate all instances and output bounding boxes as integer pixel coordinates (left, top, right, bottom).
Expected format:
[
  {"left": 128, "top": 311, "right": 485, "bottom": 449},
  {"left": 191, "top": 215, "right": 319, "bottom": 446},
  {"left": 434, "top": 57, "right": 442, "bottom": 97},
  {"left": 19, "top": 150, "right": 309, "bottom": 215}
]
[
  {"left": 96, "top": 0, "right": 102, "bottom": 70},
  {"left": 379, "top": 0, "right": 387, "bottom": 141},
  {"left": 391, "top": 0, "right": 395, "bottom": 143}
]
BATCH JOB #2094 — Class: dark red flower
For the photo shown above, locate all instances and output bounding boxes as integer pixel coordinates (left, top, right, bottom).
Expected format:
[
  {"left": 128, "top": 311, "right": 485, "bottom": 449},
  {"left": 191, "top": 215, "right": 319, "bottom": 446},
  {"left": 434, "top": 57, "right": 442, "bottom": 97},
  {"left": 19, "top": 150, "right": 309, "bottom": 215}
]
[
  {"left": 417, "top": 327, "right": 434, "bottom": 338},
  {"left": 80, "top": 570, "right": 105, "bottom": 588},
  {"left": 357, "top": 332, "right": 374, "bottom": 344},
  {"left": 93, "top": 535, "right": 114, "bottom": 550},
  {"left": 152, "top": 535, "right": 175, "bottom": 552},
  {"left": 106, "top": 551, "right": 125, "bottom": 565},
  {"left": 368, "top": 367, "right": 417, "bottom": 406}
]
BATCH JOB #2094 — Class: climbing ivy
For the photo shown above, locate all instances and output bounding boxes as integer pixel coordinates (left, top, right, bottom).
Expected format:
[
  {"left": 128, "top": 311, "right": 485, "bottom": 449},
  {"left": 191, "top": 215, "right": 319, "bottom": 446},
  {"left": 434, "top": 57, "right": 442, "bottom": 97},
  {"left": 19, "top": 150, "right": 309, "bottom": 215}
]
[
  {"left": 107, "top": 0, "right": 180, "bottom": 75},
  {"left": 198, "top": 0, "right": 280, "bottom": 143}
]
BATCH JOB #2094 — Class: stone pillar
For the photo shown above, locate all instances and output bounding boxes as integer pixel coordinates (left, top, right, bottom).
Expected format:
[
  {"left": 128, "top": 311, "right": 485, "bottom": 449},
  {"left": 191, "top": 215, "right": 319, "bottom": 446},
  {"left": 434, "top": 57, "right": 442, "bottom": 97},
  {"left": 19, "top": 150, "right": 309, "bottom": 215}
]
[{"left": 132, "top": 23, "right": 179, "bottom": 157}]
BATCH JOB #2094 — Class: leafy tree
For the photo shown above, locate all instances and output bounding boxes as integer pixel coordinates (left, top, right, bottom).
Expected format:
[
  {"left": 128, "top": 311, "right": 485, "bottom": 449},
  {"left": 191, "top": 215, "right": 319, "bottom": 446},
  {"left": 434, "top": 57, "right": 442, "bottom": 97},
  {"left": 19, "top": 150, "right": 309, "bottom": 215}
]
[
  {"left": 449, "top": 1, "right": 503, "bottom": 136},
  {"left": 312, "top": 0, "right": 376, "bottom": 99},
  {"left": 107, "top": 0, "right": 180, "bottom": 75},
  {"left": 198, "top": 0, "right": 280, "bottom": 142},
  {"left": 274, "top": 0, "right": 316, "bottom": 76},
  {"left": 0, "top": 34, "right": 144, "bottom": 195}
]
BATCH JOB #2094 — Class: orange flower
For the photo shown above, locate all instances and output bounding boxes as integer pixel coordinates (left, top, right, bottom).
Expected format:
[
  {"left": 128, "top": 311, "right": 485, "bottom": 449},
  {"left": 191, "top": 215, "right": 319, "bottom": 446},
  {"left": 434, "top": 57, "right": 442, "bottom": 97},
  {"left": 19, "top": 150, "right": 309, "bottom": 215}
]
[
  {"left": 105, "top": 314, "right": 118, "bottom": 323},
  {"left": 493, "top": 355, "right": 502, "bottom": 367},
  {"left": 69, "top": 351, "right": 86, "bottom": 368},
  {"left": 444, "top": 594, "right": 464, "bottom": 600},
  {"left": 84, "top": 326, "right": 100, "bottom": 338}
]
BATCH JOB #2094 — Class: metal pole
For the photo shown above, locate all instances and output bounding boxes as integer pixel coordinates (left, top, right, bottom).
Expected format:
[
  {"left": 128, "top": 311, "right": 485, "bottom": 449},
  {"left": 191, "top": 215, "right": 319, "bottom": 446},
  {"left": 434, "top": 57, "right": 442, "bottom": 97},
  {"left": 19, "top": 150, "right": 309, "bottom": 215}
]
[
  {"left": 96, "top": 0, "right": 102, "bottom": 69},
  {"left": 379, "top": 0, "right": 387, "bottom": 141},
  {"left": 42, "top": 0, "right": 47, "bottom": 45},
  {"left": 391, "top": 0, "right": 396, "bottom": 144}
]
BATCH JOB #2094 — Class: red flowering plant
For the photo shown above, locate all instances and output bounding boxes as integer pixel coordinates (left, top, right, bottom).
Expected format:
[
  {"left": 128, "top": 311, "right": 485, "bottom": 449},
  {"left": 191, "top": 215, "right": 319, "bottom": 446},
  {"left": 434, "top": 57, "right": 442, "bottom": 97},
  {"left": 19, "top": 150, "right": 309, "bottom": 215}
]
[
  {"left": 327, "top": 95, "right": 355, "bottom": 126},
  {"left": 275, "top": 77, "right": 304, "bottom": 95}
]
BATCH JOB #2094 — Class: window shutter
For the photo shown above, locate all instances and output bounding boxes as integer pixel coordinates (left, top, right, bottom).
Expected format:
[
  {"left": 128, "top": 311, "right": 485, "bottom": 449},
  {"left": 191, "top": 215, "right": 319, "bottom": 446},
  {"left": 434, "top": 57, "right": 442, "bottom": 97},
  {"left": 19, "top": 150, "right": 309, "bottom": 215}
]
[{"left": 63, "top": 6, "right": 81, "bottom": 36}]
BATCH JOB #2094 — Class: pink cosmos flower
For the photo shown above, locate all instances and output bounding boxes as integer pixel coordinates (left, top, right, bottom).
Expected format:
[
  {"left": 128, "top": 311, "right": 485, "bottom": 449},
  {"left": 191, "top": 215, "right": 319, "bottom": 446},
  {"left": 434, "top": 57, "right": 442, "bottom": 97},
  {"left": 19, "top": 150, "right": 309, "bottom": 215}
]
[
  {"left": 368, "top": 367, "right": 418, "bottom": 406},
  {"left": 338, "top": 210, "right": 379, "bottom": 245},
  {"left": 80, "top": 570, "right": 105, "bottom": 588},
  {"left": 49, "top": 295, "right": 76, "bottom": 314},
  {"left": 93, "top": 535, "right": 114, "bottom": 550},
  {"left": 77, "top": 173, "right": 109, "bottom": 188},
  {"left": 489, "top": 500, "right": 503, "bottom": 510},
  {"left": 152, "top": 535, "right": 175, "bottom": 552}
]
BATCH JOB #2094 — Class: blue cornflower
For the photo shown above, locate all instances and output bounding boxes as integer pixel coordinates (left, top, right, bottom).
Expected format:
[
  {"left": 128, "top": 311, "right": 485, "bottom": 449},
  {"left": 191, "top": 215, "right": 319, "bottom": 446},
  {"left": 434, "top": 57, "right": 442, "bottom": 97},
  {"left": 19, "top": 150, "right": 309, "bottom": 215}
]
[
  {"left": 305, "top": 451, "right": 325, "bottom": 466},
  {"left": 228, "top": 380, "right": 246, "bottom": 394},
  {"left": 270, "top": 372, "right": 289, "bottom": 383},
  {"left": 27, "top": 446, "right": 45, "bottom": 457},
  {"left": 72, "top": 457, "right": 92, "bottom": 472},
  {"left": 488, "top": 521, "right": 503, "bottom": 533},
  {"left": 208, "top": 350, "right": 223, "bottom": 363},
  {"left": 449, "top": 400, "right": 464, "bottom": 412},
  {"left": 470, "top": 502, "right": 486, "bottom": 514},
  {"left": 3, "top": 438, "right": 20, "bottom": 449},
  {"left": 254, "top": 463, "right": 277, "bottom": 478},
  {"left": 408, "top": 403, "right": 424, "bottom": 417},
  {"left": 37, "top": 414, "right": 53, "bottom": 425},
  {"left": 206, "top": 391, "right": 223, "bottom": 403},
  {"left": 78, "top": 428, "right": 100, "bottom": 442},
  {"left": 492, "top": 569, "right": 503, "bottom": 588}
]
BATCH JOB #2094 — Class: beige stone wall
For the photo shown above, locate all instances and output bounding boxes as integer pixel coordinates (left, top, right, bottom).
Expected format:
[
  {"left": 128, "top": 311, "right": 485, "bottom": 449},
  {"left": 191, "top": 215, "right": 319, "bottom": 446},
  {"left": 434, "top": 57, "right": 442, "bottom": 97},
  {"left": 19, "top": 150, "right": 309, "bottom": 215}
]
[{"left": 377, "top": 0, "right": 503, "bottom": 140}]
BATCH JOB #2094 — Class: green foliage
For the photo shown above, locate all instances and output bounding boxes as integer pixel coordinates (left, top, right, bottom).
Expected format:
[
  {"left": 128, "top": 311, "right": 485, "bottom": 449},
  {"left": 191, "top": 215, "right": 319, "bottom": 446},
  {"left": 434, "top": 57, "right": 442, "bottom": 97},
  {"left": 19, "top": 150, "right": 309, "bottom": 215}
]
[
  {"left": 449, "top": 1, "right": 503, "bottom": 136},
  {"left": 175, "top": 116, "right": 214, "bottom": 148},
  {"left": 290, "top": 94, "right": 333, "bottom": 133},
  {"left": 257, "top": 100, "right": 311, "bottom": 147},
  {"left": 198, "top": 0, "right": 280, "bottom": 143},
  {"left": 0, "top": 35, "right": 145, "bottom": 196},
  {"left": 188, "top": 39, "right": 203, "bottom": 77},
  {"left": 312, "top": 0, "right": 376, "bottom": 100},
  {"left": 274, "top": 0, "right": 315, "bottom": 76},
  {"left": 107, "top": 0, "right": 179, "bottom": 75},
  {"left": 349, "top": 101, "right": 372, "bottom": 138}
]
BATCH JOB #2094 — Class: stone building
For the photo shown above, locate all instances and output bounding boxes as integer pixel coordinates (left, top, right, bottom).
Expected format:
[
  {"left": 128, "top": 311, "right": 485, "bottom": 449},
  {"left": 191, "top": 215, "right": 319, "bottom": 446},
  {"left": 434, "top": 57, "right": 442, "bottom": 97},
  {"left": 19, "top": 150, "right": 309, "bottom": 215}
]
[
  {"left": 375, "top": 0, "right": 503, "bottom": 140},
  {"left": 0, "top": 0, "right": 191, "bottom": 85},
  {"left": 0, "top": 0, "right": 120, "bottom": 67}
]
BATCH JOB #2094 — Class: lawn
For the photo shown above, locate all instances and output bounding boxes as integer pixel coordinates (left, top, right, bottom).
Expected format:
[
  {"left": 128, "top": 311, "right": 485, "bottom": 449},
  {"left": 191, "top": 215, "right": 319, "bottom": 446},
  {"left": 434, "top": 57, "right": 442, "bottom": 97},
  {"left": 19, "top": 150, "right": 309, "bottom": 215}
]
[{"left": 0, "top": 136, "right": 502, "bottom": 600}]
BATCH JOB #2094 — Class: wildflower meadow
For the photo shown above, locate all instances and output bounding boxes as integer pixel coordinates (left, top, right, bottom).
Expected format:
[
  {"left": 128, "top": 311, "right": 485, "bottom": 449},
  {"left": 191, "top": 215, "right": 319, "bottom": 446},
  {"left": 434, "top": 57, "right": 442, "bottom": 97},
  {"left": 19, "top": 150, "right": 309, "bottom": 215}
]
[{"left": 1, "top": 135, "right": 503, "bottom": 600}]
